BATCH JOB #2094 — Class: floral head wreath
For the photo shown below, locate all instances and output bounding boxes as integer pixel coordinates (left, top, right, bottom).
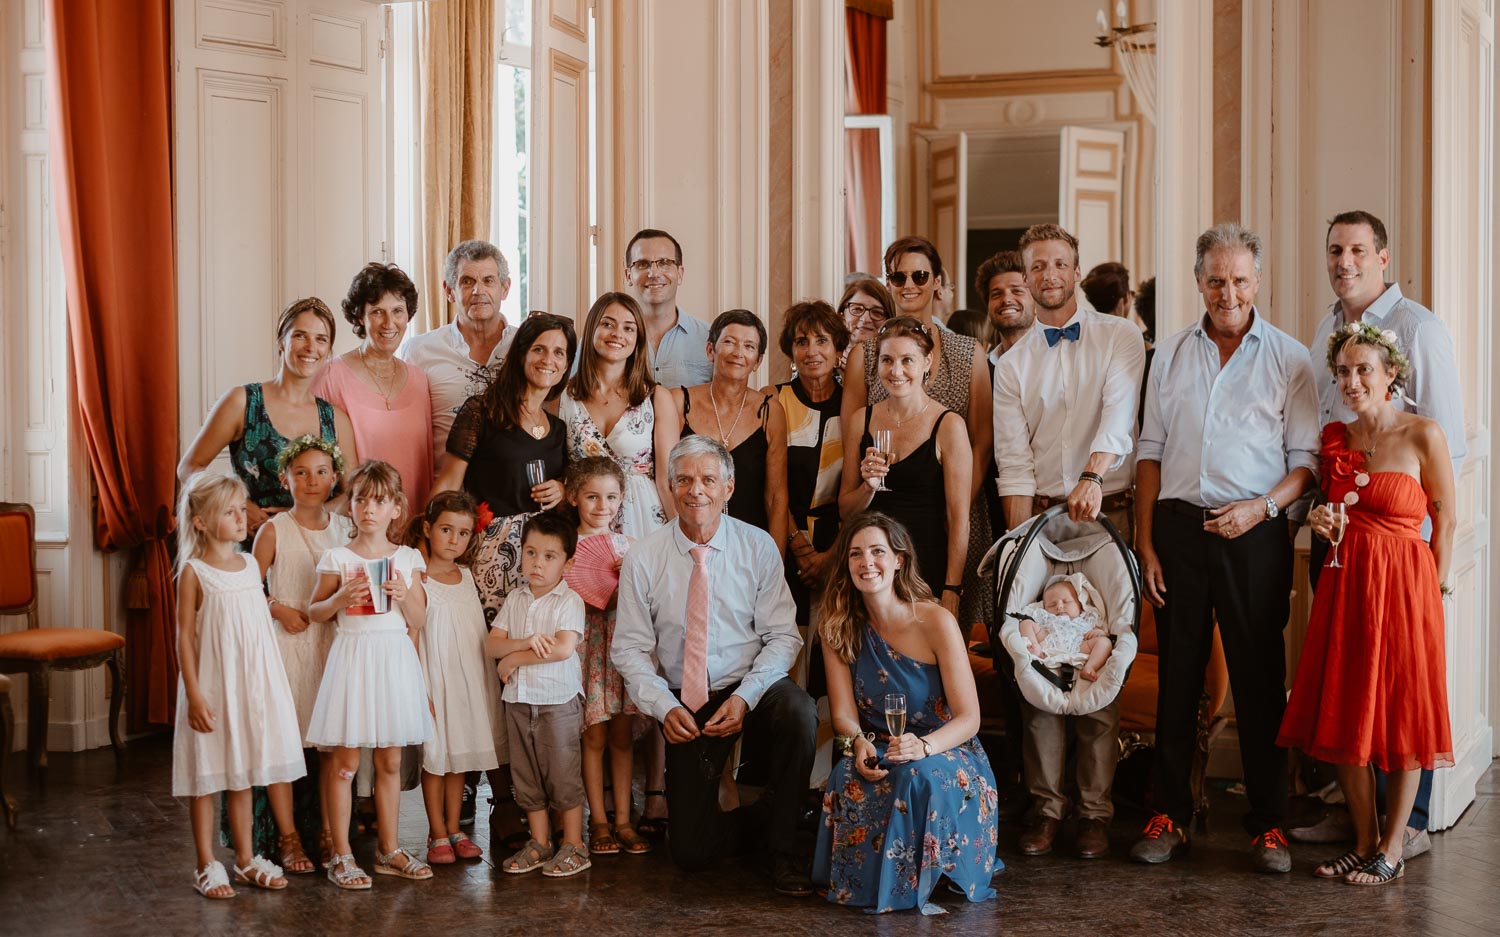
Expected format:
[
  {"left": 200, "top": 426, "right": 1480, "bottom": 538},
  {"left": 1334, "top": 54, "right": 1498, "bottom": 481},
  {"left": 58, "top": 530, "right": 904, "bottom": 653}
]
[
  {"left": 1325, "top": 320, "right": 1413, "bottom": 396},
  {"left": 275, "top": 434, "right": 346, "bottom": 476}
]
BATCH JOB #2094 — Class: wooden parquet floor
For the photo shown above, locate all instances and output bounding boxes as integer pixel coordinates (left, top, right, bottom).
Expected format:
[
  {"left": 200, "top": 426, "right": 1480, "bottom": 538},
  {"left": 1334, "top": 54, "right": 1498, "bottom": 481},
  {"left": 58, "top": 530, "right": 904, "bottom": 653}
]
[{"left": 0, "top": 735, "right": 1496, "bottom": 936}]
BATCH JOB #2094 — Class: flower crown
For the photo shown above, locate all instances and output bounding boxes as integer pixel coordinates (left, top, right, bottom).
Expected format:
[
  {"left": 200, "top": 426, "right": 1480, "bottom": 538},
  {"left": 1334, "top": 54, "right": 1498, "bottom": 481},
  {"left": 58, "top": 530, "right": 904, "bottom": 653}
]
[
  {"left": 275, "top": 434, "right": 346, "bottom": 476},
  {"left": 1325, "top": 320, "right": 1412, "bottom": 391}
]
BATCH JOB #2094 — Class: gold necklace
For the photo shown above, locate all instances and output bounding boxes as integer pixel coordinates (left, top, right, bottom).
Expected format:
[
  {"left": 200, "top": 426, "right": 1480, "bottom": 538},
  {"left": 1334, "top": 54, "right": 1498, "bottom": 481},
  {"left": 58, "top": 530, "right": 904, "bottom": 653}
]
[
  {"left": 359, "top": 347, "right": 398, "bottom": 410},
  {"left": 709, "top": 384, "right": 750, "bottom": 448},
  {"left": 519, "top": 402, "right": 549, "bottom": 439},
  {"left": 887, "top": 398, "right": 931, "bottom": 429}
]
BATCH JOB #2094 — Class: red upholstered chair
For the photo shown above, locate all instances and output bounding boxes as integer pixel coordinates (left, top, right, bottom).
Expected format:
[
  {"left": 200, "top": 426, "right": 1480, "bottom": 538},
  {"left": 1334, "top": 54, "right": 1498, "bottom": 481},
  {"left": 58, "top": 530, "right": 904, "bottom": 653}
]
[{"left": 0, "top": 502, "right": 126, "bottom": 781}]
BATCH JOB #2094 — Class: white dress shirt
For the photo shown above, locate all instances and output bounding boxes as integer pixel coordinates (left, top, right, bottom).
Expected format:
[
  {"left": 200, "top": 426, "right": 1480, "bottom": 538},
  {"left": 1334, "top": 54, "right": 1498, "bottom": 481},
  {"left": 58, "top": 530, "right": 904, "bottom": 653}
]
[
  {"left": 992, "top": 308, "right": 1146, "bottom": 499},
  {"left": 1310, "top": 284, "right": 1467, "bottom": 473},
  {"left": 494, "top": 578, "right": 585, "bottom": 706},
  {"left": 398, "top": 320, "right": 515, "bottom": 464},
  {"left": 1139, "top": 310, "right": 1320, "bottom": 506},
  {"left": 612, "top": 515, "right": 802, "bottom": 723}
]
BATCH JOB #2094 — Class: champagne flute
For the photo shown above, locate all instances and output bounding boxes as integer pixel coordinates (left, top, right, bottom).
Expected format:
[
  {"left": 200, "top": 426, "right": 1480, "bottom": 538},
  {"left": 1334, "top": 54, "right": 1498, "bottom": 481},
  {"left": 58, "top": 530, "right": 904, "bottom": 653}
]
[
  {"left": 1327, "top": 502, "right": 1348, "bottom": 568},
  {"left": 871, "top": 429, "right": 894, "bottom": 492},
  {"left": 884, "top": 693, "right": 906, "bottom": 740}
]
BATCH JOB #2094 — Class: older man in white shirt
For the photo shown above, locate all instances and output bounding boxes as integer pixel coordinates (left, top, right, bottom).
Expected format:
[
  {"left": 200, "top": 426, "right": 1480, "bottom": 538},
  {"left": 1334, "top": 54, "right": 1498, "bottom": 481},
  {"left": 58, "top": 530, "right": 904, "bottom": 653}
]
[
  {"left": 613, "top": 435, "right": 816, "bottom": 895},
  {"left": 1131, "top": 223, "right": 1319, "bottom": 874},
  {"left": 398, "top": 239, "right": 517, "bottom": 467},
  {"left": 992, "top": 223, "right": 1144, "bottom": 861}
]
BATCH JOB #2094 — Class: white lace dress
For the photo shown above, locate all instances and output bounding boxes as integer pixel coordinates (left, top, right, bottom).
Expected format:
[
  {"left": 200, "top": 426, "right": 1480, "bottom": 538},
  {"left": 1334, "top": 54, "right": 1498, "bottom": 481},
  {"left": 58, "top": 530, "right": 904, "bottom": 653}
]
[
  {"left": 306, "top": 545, "right": 433, "bottom": 749},
  {"left": 1022, "top": 606, "right": 1103, "bottom": 666},
  {"left": 559, "top": 389, "right": 668, "bottom": 539},
  {"left": 419, "top": 568, "right": 501, "bottom": 774},
  {"left": 172, "top": 555, "right": 306, "bottom": 797},
  {"left": 265, "top": 512, "right": 353, "bottom": 743}
]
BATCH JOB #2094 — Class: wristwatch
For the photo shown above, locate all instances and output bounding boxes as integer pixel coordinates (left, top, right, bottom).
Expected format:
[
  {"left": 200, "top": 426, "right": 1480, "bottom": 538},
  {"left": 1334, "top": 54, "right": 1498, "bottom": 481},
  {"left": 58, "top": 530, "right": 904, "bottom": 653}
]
[{"left": 1263, "top": 495, "right": 1280, "bottom": 519}]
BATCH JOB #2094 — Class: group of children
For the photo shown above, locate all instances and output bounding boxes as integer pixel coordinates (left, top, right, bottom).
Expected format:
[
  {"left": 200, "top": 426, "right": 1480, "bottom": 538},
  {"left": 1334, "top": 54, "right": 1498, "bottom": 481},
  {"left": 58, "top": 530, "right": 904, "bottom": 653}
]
[{"left": 173, "top": 434, "right": 644, "bottom": 898}]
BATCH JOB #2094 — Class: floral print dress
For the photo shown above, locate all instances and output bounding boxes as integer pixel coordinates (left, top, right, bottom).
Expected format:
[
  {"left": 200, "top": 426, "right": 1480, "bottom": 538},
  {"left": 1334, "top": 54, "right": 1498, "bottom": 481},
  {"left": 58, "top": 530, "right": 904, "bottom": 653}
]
[
  {"left": 812, "top": 625, "right": 1000, "bottom": 914},
  {"left": 560, "top": 390, "right": 667, "bottom": 539}
]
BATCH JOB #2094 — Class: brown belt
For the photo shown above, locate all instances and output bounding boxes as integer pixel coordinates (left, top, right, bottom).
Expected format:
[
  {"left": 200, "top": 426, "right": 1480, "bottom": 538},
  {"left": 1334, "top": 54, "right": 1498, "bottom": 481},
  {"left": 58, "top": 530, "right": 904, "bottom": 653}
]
[{"left": 1036, "top": 490, "right": 1134, "bottom": 514}]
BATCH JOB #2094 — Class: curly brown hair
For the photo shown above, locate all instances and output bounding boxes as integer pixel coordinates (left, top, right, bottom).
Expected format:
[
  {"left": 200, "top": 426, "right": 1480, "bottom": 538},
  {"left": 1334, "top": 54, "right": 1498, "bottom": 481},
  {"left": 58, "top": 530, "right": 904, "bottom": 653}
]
[
  {"left": 342, "top": 262, "right": 418, "bottom": 339},
  {"left": 405, "top": 489, "right": 481, "bottom": 566}
]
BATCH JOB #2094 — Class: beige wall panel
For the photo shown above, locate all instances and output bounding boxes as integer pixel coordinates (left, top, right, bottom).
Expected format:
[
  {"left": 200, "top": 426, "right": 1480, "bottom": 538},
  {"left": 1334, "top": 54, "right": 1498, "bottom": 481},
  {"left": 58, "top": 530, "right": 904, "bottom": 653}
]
[
  {"left": 309, "top": 88, "right": 368, "bottom": 326},
  {"left": 933, "top": 0, "right": 1110, "bottom": 79},
  {"left": 309, "top": 11, "right": 366, "bottom": 72},
  {"left": 196, "top": 0, "right": 288, "bottom": 57}
]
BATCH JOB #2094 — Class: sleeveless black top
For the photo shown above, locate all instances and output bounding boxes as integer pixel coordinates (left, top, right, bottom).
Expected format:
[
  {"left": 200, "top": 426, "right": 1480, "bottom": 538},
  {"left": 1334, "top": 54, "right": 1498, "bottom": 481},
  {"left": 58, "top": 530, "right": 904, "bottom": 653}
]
[
  {"left": 860, "top": 406, "right": 955, "bottom": 591},
  {"left": 681, "top": 387, "right": 772, "bottom": 532}
]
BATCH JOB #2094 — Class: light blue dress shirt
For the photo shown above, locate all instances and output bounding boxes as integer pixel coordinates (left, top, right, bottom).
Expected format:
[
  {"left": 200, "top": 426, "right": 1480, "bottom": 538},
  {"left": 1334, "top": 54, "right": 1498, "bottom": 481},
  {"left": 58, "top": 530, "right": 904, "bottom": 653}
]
[
  {"left": 1309, "top": 284, "right": 1467, "bottom": 473},
  {"left": 612, "top": 515, "right": 802, "bottom": 722},
  {"left": 651, "top": 309, "right": 715, "bottom": 388},
  {"left": 1138, "top": 310, "right": 1320, "bottom": 507}
]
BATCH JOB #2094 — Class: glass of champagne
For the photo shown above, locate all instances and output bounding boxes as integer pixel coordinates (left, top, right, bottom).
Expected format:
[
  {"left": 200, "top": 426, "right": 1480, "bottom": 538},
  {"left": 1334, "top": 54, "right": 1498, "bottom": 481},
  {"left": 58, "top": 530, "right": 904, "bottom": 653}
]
[
  {"left": 1327, "top": 502, "right": 1348, "bottom": 568},
  {"left": 884, "top": 693, "right": 906, "bottom": 740},
  {"left": 871, "top": 429, "right": 894, "bottom": 492}
]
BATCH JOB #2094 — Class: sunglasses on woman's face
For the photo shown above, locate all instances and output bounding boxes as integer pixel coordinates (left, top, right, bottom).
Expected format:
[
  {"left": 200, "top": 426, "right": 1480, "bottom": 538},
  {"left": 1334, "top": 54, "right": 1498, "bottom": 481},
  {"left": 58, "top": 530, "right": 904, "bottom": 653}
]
[{"left": 885, "top": 270, "right": 932, "bottom": 287}]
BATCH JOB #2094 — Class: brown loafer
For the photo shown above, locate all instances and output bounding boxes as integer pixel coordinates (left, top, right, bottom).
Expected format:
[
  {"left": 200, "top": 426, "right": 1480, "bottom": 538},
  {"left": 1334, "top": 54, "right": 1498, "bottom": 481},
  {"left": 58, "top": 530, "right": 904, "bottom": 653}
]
[
  {"left": 1019, "top": 816, "right": 1061, "bottom": 856},
  {"left": 1076, "top": 817, "right": 1111, "bottom": 858}
]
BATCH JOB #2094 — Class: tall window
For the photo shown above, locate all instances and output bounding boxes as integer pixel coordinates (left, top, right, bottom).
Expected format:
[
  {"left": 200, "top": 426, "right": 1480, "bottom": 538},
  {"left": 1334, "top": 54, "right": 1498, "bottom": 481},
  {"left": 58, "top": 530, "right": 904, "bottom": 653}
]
[{"left": 494, "top": 0, "right": 532, "bottom": 316}]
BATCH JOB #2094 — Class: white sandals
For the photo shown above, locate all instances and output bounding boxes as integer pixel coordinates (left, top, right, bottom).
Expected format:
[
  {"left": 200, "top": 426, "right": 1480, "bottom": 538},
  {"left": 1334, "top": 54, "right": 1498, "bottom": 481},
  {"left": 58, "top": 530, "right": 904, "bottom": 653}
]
[
  {"left": 327, "top": 852, "right": 373, "bottom": 890},
  {"left": 193, "top": 860, "right": 234, "bottom": 899},
  {"left": 233, "top": 855, "right": 288, "bottom": 890},
  {"left": 374, "top": 846, "right": 433, "bottom": 880}
]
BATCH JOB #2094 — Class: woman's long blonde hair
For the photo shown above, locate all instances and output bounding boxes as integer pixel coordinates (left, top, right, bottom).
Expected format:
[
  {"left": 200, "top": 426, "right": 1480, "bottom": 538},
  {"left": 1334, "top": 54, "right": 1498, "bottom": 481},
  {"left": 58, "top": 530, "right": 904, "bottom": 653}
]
[
  {"left": 175, "top": 472, "right": 249, "bottom": 575},
  {"left": 818, "top": 512, "right": 935, "bottom": 664}
]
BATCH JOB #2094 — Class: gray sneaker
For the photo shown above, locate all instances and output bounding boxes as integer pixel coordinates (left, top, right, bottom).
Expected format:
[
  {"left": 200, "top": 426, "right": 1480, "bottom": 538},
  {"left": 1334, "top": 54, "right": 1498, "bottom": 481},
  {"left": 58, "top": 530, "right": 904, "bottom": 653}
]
[
  {"left": 1250, "top": 828, "right": 1293, "bottom": 873},
  {"left": 1403, "top": 827, "right": 1432, "bottom": 860},
  {"left": 1288, "top": 810, "right": 1354, "bottom": 844},
  {"left": 1129, "top": 814, "right": 1189, "bottom": 864}
]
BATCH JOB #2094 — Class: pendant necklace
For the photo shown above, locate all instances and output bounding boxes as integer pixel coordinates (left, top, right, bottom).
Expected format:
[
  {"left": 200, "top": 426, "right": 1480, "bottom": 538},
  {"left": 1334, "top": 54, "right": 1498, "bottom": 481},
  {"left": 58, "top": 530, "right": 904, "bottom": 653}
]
[
  {"left": 710, "top": 385, "right": 750, "bottom": 449},
  {"left": 360, "top": 347, "right": 398, "bottom": 410}
]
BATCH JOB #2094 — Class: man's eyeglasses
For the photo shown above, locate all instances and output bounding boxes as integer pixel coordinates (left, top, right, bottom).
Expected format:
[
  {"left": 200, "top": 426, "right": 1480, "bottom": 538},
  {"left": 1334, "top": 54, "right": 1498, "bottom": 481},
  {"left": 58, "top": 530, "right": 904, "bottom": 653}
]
[
  {"left": 628, "top": 258, "right": 680, "bottom": 276},
  {"left": 843, "top": 302, "right": 887, "bottom": 323},
  {"left": 885, "top": 270, "right": 932, "bottom": 288}
]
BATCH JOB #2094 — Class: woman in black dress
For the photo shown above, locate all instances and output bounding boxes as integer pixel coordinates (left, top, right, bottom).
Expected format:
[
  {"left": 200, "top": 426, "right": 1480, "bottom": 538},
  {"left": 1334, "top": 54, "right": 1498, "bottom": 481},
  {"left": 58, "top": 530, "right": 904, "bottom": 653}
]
[
  {"left": 431, "top": 312, "right": 576, "bottom": 621},
  {"left": 838, "top": 317, "right": 971, "bottom": 614},
  {"left": 659, "top": 309, "right": 788, "bottom": 549}
]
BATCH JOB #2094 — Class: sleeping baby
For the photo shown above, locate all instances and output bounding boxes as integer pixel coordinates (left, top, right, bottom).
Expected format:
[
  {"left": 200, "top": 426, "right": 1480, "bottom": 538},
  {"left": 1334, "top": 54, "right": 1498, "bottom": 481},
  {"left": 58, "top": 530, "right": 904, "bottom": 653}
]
[{"left": 1016, "top": 573, "right": 1112, "bottom": 681}]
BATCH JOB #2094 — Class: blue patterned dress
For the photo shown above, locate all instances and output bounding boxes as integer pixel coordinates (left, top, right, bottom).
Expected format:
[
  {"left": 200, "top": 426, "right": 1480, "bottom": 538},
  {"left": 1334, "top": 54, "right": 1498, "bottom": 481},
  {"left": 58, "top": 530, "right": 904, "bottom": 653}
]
[{"left": 813, "top": 626, "right": 1000, "bottom": 913}]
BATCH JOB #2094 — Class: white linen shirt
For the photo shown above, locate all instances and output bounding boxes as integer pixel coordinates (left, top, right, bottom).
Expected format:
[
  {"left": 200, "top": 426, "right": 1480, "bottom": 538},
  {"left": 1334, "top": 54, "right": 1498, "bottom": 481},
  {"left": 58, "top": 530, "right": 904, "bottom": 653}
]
[
  {"left": 1310, "top": 284, "right": 1467, "bottom": 473},
  {"left": 1139, "top": 310, "right": 1320, "bottom": 507},
  {"left": 612, "top": 515, "right": 802, "bottom": 723},
  {"left": 494, "top": 578, "right": 585, "bottom": 706},
  {"left": 398, "top": 320, "right": 515, "bottom": 465},
  {"left": 992, "top": 308, "right": 1146, "bottom": 499}
]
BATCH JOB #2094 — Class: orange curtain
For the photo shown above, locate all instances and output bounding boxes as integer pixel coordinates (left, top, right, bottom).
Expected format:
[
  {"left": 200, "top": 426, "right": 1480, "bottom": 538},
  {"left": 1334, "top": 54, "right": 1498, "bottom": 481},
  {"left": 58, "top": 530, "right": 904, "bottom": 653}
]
[
  {"left": 845, "top": 7, "right": 887, "bottom": 276},
  {"left": 47, "top": 0, "right": 180, "bottom": 728}
]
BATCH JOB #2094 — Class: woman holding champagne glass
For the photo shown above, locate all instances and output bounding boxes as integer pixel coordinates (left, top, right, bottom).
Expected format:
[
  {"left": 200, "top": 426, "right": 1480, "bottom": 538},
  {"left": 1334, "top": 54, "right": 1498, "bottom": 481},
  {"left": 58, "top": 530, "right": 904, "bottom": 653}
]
[
  {"left": 1278, "top": 322, "right": 1455, "bottom": 887},
  {"left": 838, "top": 317, "right": 971, "bottom": 616},
  {"left": 811, "top": 512, "right": 998, "bottom": 913}
]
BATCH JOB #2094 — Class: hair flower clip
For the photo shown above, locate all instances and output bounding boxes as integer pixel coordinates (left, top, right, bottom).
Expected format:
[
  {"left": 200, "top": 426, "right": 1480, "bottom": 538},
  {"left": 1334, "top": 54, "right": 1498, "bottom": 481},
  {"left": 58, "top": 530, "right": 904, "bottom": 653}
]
[{"left": 475, "top": 501, "right": 496, "bottom": 531}]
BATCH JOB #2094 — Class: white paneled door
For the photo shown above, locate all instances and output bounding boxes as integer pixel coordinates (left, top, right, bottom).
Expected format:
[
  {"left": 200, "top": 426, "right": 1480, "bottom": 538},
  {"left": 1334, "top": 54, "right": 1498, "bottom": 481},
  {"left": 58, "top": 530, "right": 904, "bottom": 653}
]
[
  {"left": 926, "top": 132, "right": 967, "bottom": 296},
  {"left": 1058, "top": 125, "right": 1125, "bottom": 282},
  {"left": 174, "top": 0, "right": 388, "bottom": 452},
  {"left": 529, "top": 0, "right": 592, "bottom": 319}
]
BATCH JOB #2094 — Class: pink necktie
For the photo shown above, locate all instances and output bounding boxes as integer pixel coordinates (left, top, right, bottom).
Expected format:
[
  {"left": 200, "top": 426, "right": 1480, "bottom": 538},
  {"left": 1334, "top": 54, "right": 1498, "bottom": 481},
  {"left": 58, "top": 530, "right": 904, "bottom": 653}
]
[{"left": 681, "top": 545, "right": 713, "bottom": 712}]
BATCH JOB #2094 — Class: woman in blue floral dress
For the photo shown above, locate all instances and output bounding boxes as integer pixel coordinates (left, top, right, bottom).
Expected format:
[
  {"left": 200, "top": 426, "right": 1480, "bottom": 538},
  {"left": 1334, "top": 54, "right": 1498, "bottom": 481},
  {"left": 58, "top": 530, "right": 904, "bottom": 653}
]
[{"left": 812, "top": 511, "right": 999, "bottom": 914}]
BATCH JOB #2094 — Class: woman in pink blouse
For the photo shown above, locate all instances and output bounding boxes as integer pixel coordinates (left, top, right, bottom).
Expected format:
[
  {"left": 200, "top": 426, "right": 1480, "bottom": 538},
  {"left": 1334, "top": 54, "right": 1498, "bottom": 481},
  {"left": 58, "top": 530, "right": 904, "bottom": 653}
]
[{"left": 313, "top": 263, "right": 435, "bottom": 512}]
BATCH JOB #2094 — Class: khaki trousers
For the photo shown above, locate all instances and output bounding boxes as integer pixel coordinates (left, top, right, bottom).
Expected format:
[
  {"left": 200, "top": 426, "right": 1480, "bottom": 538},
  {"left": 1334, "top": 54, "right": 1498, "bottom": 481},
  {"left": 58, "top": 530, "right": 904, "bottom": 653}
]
[{"left": 1020, "top": 697, "right": 1121, "bottom": 821}]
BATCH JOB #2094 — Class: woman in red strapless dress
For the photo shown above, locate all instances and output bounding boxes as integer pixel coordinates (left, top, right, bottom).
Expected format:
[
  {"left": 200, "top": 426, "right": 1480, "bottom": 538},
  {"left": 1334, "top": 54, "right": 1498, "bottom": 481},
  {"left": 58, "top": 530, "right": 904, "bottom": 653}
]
[{"left": 1277, "top": 326, "right": 1455, "bottom": 887}]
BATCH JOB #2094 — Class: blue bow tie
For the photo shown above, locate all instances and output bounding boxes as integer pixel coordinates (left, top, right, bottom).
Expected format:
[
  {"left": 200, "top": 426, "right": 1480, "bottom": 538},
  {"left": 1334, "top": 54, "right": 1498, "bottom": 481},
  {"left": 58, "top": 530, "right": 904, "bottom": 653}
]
[{"left": 1044, "top": 322, "right": 1081, "bottom": 347}]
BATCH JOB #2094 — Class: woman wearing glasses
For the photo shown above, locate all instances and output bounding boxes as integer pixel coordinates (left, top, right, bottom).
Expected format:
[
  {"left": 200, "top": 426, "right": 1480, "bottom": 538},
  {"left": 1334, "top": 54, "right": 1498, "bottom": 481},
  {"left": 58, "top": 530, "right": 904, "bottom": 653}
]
[
  {"left": 842, "top": 237, "right": 994, "bottom": 629},
  {"left": 839, "top": 317, "right": 971, "bottom": 615},
  {"left": 659, "top": 309, "right": 790, "bottom": 552},
  {"left": 836, "top": 277, "right": 896, "bottom": 370}
]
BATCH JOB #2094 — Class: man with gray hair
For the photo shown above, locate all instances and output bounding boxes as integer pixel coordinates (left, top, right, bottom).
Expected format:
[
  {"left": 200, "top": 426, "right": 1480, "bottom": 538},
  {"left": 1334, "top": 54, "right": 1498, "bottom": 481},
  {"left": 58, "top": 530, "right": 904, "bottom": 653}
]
[
  {"left": 613, "top": 435, "right": 815, "bottom": 895},
  {"left": 1130, "top": 223, "right": 1319, "bottom": 872},
  {"left": 399, "top": 239, "right": 516, "bottom": 466}
]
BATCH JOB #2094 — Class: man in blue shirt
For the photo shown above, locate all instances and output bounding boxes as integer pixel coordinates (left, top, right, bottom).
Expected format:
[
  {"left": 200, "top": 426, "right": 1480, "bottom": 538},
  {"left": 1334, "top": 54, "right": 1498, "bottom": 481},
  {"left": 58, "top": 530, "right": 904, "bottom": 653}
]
[{"left": 625, "top": 228, "right": 714, "bottom": 387}]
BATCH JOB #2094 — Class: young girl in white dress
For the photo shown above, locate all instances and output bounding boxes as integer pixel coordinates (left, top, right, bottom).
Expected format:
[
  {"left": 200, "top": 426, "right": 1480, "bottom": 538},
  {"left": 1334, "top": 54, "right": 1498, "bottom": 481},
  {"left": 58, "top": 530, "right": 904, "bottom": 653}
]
[
  {"left": 251, "top": 435, "right": 352, "bottom": 871},
  {"left": 173, "top": 472, "right": 306, "bottom": 900},
  {"left": 306, "top": 460, "right": 433, "bottom": 889},
  {"left": 405, "top": 490, "right": 499, "bottom": 865}
]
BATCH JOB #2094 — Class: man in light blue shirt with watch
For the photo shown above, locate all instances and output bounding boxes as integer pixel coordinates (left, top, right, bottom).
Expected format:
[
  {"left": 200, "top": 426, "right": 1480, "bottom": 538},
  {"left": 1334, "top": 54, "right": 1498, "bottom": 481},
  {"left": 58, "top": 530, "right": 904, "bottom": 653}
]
[
  {"left": 1130, "top": 223, "right": 1319, "bottom": 874},
  {"left": 613, "top": 435, "right": 815, "bottom": 895}
]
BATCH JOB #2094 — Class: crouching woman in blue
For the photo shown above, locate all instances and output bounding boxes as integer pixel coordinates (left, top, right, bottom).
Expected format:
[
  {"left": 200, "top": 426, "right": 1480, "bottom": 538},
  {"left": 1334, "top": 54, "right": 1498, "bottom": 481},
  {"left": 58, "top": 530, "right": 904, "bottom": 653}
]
[{"left": 812, "top": 511, "right": 999, "bottom": 914}]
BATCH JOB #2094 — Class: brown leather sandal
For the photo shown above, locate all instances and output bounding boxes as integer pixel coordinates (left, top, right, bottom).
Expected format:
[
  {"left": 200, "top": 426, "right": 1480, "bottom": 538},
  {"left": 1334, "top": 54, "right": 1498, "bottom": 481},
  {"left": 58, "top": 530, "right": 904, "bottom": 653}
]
[
  {"left": 615, "top": 824, "right": 653, "bottom": 855},
  {"left": 278, "top": 831, "right": 315, "bottom": 874}
]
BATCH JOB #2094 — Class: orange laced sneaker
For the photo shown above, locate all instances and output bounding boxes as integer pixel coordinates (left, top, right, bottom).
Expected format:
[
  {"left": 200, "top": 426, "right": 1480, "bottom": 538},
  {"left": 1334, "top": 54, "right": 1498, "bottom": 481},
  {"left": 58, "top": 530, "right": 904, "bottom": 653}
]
[
  {"left": 1250, "top": 827, "right": 1292, "bottom": 873},
  {"left": 1129, "top": 813, "right": 1188, "bottom": 864}
]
